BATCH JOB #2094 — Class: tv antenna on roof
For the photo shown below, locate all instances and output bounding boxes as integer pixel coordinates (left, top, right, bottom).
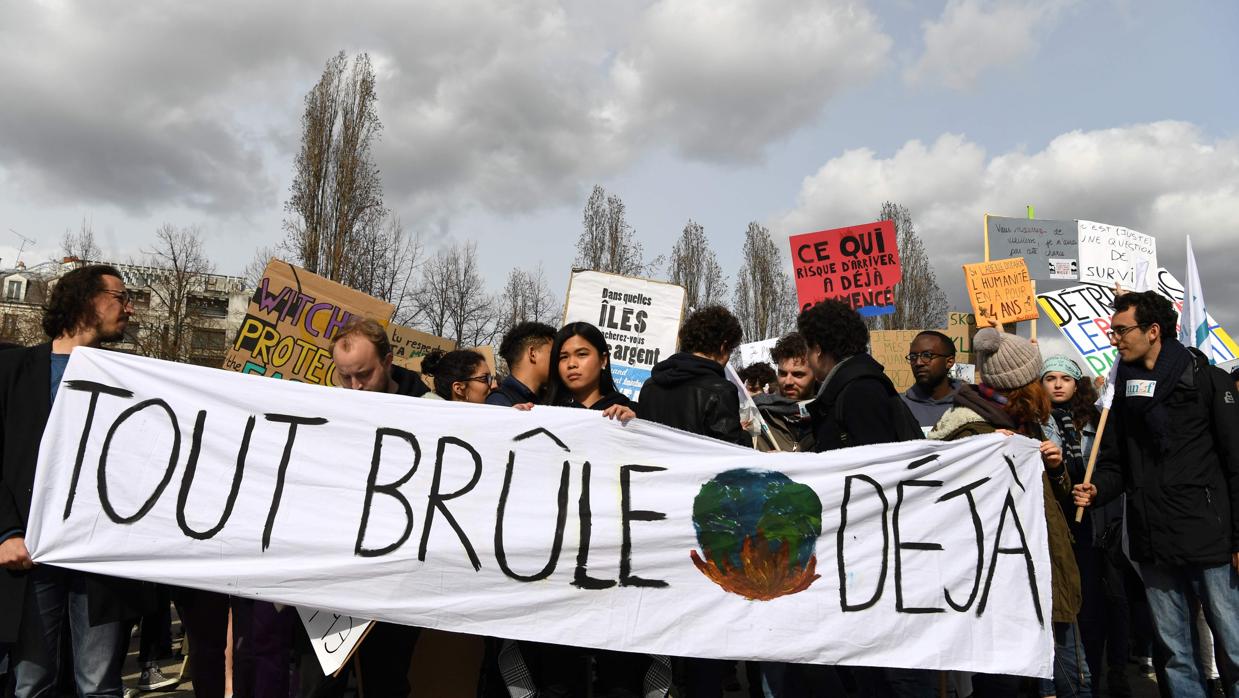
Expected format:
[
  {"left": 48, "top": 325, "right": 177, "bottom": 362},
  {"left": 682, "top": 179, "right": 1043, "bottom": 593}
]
[{"left": 9, "top": 229, "right": 36, "bottom": 267}]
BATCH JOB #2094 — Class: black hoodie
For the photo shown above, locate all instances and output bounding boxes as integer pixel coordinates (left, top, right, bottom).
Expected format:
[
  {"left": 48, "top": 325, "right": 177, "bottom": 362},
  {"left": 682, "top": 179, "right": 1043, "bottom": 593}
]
[
  {"left": 636, "top": 352, "right": 747, "bottom": 445},
  {"left": 806, "top": 353, "right": 902, "bottom": 452}
]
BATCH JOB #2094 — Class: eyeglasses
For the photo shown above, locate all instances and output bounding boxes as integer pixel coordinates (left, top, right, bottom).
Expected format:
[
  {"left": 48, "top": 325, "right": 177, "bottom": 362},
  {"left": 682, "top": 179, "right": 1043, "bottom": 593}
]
[
  {"left": 1105, "top": 324, "right": 1149, "bottom": 340},
  {"left": 100, "top": 289, "right": 133, "bottom": 306},
  {"left": 905, "top": 351, "right": 952, "bottom": 364},
  {"left": 459, "top": 373, "right": 492, "bottom": 385}
]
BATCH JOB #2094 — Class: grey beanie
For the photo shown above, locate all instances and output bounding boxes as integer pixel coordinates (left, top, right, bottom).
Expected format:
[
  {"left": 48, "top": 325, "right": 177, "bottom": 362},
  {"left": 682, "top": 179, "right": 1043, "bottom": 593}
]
[{"left": 974, "top": 328, "right": 1043, "bottom": 390}]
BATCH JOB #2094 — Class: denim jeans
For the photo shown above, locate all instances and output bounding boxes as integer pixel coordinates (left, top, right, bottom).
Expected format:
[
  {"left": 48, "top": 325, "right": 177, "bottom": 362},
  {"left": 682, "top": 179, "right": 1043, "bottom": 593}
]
[
  {"left": 13, "top": 565, "right": 128, "bottom": 698},
  {"left": 1038, "top": 622, "right": 1091, "bottom": 697},
  {"left": 1140, "top": 561, "right": 1239, "bottom": 698}
]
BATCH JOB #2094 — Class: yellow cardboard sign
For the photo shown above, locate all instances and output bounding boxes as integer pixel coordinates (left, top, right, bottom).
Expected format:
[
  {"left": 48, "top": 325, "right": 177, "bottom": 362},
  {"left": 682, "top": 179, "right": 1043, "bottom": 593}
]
[{"left": 963, "top": 258, "right": 1038, "bottom": 327}]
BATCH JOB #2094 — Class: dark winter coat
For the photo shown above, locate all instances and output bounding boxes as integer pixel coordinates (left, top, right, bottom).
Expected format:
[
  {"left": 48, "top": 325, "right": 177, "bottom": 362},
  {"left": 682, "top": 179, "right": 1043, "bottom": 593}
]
[
  {"left": 0, "top": 343, "right": 152, "bottom": 643},
  {"left": 752, "top": 394, "right": 815, "bottom": 452},
  {"left": 1091, "top": 354, "right": 1239, "bottom": 567},
  {"left": 636, "top": 353, "right": 746, "bottom": 445},
  {"left": 805, "top": 353, "right": 900, "bottom": 452},
  {"left": 392, "top": 364, "right": 430, "bottom": 398}
]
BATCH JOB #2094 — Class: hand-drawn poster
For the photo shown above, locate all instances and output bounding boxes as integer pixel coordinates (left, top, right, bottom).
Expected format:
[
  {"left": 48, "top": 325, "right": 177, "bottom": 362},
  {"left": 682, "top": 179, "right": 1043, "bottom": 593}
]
[
  {"left": 1076, "top": 220, "right": 1158, "bottom": 289},
  {"left": 1037, "top": 268, "right": 1239, "bottom": 376},
  {"left": 869, "top": 330, "right": 921, "bottom": 393},
  {"left": 986, "top": 216, "right": 1078, "bottom": 281},
  {"left": 388, "top": 324, "right": 456, "bottom": 371},
  {"left": 790, "top": 220, "right": 902, "bottom": 316},
  {"left": 563, "top": 270, "right": 686, "bottom": 401},
  {"left": 963, "top": 258, "right": 1038, "bottom": 327},
  {"left": 223, "top": 260, "right": 394, "bottom": 386}
]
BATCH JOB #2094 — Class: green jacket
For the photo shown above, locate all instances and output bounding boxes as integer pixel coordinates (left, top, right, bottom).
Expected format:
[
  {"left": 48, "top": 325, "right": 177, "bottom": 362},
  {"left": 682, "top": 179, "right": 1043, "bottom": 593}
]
[{"left": 930, "top": 403, "right": 1082, "bottom": 624}]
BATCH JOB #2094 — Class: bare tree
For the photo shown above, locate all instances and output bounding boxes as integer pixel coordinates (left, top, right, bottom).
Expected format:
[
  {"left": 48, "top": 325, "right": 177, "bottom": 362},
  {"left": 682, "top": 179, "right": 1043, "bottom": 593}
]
[
  {"left": 666, "top": 219, "right": 728, "bottom": 311},
  {"left": 867, "top": 202, "right": 949, "bottom": 330},
  {"left": 60, "top": 217, "right": 102, "bottom": 262},
  {"left": 732, "top": 222, "right": 796, "bottom": 343},
  {"left": 243, "top": 245, "right": 278, "bottom": 291},
  {"left": 282, "top": 51, "right": 387, "bottom": 288},
  {"left": 413, "top": 242, "right": 497, "bottom": 346},
  {"left": 131, "top": 224, "right": 217, "bottom": 362},
  {"left": 355, "top": 214, "right": 424, "bottom": 323},
  {"left": 498, "top": 264, "right": 559, "bottom": 334},
  {"left": 575, "top": 185, "right": 645, "bottom": 276}
]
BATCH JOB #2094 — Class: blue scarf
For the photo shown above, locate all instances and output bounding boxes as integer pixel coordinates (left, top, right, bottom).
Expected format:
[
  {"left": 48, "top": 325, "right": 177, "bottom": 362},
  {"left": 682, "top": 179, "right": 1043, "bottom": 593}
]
[{"left": 1115, "top": 337, "right": 1193, "bottom": 454}]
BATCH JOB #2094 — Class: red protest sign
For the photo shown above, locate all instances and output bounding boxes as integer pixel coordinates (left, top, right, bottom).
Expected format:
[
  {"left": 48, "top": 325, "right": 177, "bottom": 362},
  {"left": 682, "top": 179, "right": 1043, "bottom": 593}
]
[{"left": 789, "top": 220, "right": 901, "bottom": 316}]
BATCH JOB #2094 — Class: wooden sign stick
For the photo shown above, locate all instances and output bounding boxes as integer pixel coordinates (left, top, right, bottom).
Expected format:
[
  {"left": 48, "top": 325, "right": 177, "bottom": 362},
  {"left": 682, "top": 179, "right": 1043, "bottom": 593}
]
[{"left": 1075, "top": 407, "right": 1111, "bottom": 522}]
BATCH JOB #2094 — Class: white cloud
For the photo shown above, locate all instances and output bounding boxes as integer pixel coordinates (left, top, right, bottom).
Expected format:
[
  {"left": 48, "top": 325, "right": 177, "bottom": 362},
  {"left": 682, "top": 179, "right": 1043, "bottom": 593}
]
[
  {"left": 905, "top": 0, "right": 1076, "bottom": 89},
  {"left": 607, "top": 0, "right": 891, "bottom": 162},
  {"left": 775, "top": 121, "right": 1239, "bottom": 330}
]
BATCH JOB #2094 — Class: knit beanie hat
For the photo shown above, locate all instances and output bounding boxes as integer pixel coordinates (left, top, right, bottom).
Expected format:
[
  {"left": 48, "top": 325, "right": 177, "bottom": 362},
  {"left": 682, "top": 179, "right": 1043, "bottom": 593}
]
[
  {"left": 1041, "top": 355, "right": 1083, "bottom": 380},
  {"left": 974, "top": 328, "right": 1042, "bottom": 390}
]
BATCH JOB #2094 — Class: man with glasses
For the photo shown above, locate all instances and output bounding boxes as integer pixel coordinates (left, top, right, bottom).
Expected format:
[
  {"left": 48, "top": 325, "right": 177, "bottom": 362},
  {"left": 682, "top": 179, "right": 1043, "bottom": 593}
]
[
  {"left": 1074, "top": 290, "right": 1239, "bottom": 696},
  {"left": 0, "top": 264, "right": 149, "bottom": 698},
  {"left": 899, "top": 330, "right": 960, "bottom": 430}
]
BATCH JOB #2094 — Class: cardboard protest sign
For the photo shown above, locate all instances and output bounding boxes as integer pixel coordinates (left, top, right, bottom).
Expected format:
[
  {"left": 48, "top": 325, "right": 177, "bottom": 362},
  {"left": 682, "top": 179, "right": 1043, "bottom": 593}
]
[
  {"left": 563, "top": 270, "right": 685, "bottom": 400},
  {"left": 223, "top": 260, "right": 394, "bottom": 386},
  {"left": 944, "top": 312, "right": 978, "bottom": 365},
  {"left": 30, "top": 348, "right": 1054, "bottom": 678},
  {"left": 1077, "top": 220, "right": 1157, "bottom": 289},
  {"left": 790, "top": 220, "right": 901, "bottom": 316},
  {"left": 297, "top": 606, "right": 373, "bottom": 676},
  {"left": 737, "top": 337, "right": 779, "bottom": 370},
  {"left": 869, "top": 330, "right": 921, "bottom": 393},
  {"left": 469, "top": 345, "right": 497, "bottom": 376},
  {"left": 963, "top": 258, "right": 1038, "bottom": 327},
  {"left": 1037, "top": 268, "right": 1239, "bottom": 376},
  {"left": 986, "top": 216, "right": 1078, "bottom": 280},
  {"left": 388, "top": 324, "right": 456, "bottom": 371}
]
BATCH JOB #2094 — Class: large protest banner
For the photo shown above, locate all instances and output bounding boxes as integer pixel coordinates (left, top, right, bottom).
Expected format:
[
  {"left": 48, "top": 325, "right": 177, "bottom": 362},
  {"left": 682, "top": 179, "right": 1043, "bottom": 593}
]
[
  {"left": 790, "top": 220, "right": 901, "bottom": 316},
  {"left": 869, "top": 330, "right": 921, "bottom": 393},
  {"left": 223, "top": 260, "right": 395, "bottom": 386},
  {"left": 388, "top": 324, "right": 456, "bottom": 371},
  {"left": 1077, "top": 220, "right": 1158, "bottom": 289},
  {"left": 986, "top": 216, "right": 1078, "bottom": 281},
  {"left": 563, "top": 270, "right": 685, "bottom": 401},
  {"left": 1037, "top": 268, "right": 1239, "bottom": 375},
  {"left": 963, "top": 258, "right": 1038, "bottom": 328},
  {"left": 30, "top": 349, "right": 1053, "bottom": 677}
]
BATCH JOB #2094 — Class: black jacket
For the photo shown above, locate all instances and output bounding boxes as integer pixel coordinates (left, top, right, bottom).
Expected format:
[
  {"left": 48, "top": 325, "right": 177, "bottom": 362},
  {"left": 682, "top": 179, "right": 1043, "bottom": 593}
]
[
  {"left": 636, "top": 353, "right": 746, "bottom": 445},
  {"left": 486, "top": 375, "right": 538, "bottom": 407},
  {"left": 392, "top": 364, "right": 429, "bottom": 397},
  {"left": 806, "top": 353, "right": 900, "bottom": 452},
  {"left": 0, "top": 343, "right": 151, "bottom": 642},
  {"left": 1092, "top": 354, "right": 1239, "bottom": 566}
]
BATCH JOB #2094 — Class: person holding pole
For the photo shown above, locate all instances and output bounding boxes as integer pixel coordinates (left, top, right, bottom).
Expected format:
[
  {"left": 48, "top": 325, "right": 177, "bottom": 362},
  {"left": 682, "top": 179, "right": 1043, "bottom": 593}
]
[
  {"left": 1073, "top": 290, "right": 1239, "bottom": 697},
  {"left": 1041, "top": 356, "right": 1132, "bottom": 697}
]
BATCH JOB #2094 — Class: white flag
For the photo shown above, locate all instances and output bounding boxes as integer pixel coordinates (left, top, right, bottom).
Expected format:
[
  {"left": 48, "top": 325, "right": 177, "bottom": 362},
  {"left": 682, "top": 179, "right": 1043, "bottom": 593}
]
[{"left": 1178, "top": 236, "right": 1214, "bottom": 363}]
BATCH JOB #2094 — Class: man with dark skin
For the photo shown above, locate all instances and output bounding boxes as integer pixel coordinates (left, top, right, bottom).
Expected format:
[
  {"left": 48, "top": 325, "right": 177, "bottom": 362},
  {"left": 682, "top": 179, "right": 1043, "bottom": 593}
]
[{"left": 900, "top": 330, "right": 960, "bottom": 429}]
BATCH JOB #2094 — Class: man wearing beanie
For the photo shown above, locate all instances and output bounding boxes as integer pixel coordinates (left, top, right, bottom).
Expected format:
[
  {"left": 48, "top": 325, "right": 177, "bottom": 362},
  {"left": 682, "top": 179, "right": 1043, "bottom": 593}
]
[{"left": 1074, "top": 291, "right": 1239, "bottom": 696}]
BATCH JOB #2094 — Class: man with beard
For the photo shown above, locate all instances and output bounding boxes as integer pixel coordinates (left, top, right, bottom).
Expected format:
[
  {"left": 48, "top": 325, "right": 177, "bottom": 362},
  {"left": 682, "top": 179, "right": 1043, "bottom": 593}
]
[
  {"left": 1, "top": 265, "right": 149, "bottom": 698},
  {"left": 752, "top": 332, "right": 817, "bottom": 452},
  {"left": 899, "top": 330, "right": 961, "bottom": 430}
]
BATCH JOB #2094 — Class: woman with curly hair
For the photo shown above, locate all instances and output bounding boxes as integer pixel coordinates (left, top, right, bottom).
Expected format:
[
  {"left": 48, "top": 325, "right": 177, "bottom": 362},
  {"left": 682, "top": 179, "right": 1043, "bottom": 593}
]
[
  {"left": 928, "top": 329, "right": 1087, "bottom": 697},
  {"left": 421, "top": 349, "right": 493, "bottom": 403},
  {"left": 1042, "top": 356, "right": 1131, "bottom": 697}
]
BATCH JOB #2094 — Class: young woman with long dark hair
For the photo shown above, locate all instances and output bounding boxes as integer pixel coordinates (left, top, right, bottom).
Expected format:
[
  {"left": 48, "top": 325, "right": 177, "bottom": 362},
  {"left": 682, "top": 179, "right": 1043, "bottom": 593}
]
[{"left": 544, "top": 322, "right": 636, "bottom": 421}]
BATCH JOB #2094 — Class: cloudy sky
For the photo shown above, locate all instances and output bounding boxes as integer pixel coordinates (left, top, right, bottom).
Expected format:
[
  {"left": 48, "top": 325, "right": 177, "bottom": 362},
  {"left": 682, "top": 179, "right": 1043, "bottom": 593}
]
[{"left": 2, "top": 0, "right": 1237, "bottom": 354}]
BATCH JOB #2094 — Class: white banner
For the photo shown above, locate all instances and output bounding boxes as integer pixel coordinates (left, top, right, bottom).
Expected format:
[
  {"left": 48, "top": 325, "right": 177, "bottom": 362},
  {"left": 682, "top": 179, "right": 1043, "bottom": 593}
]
[
  {"left": 563, "top": 270, "right": 685, "bottom": 400},
  {"left": 737, "top": 338, "right": 779, "bottom": 369},
  {"left": 28, "top": 349, "right": 1052, "bottom": 677}
]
